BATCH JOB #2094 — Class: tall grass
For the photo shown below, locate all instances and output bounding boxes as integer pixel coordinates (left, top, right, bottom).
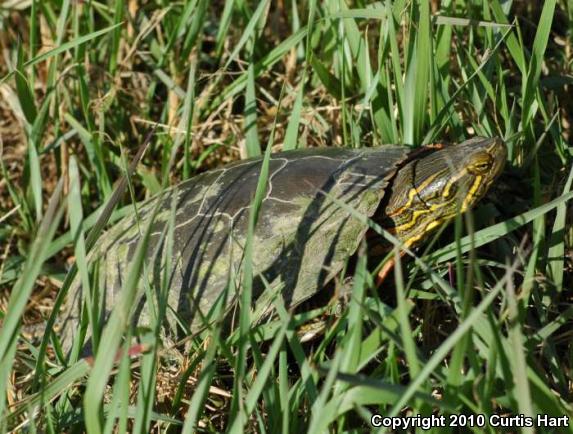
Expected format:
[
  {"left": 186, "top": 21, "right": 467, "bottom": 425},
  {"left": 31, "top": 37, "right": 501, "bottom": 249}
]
[{"left": 0, "top": 0, "right": 572, "bottom": 432}]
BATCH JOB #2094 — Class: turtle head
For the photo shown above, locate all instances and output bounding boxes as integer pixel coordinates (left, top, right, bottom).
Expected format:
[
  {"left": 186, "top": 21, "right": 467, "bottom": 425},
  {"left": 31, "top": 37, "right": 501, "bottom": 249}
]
[{"left": 385, "top": 137, "right": 506, "bottom": 248}]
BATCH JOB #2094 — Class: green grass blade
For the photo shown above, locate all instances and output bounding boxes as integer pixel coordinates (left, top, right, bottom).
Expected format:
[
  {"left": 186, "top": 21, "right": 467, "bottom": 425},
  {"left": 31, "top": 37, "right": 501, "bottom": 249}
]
[
  {"left": 230, "top": 124, "right": 272, "bottom": 421},
  {"left": 67, "top": 156, "right": 99, "bottom": 349},
  {"left": 521, "top": 0, "right": 557, "bottom": 128},
  {"left": 505, "top": 268, "right": 534, "bottom": 431},
  {"left": 83, "top": 193, "right": 163, "bottom": 434},
  {"left": 6, "top": 359, "right": 91, "bottom": 427},
  {"left": 228, "top": 324, "right": 288, "bottom": 434},
  {"left": 488, "top": 1, "right": 526, "bottom": 75},
  {"left": 14, "top": 43, "right": 37, "bottom": 124},
  {"left": 223, "top": 0, "right": 270, "bottom": 70},
  {"left": 339, "top": 248, "right": 368, "bottom": 375},
  {"left": 403, "top": 0, "right": 430, "bottom": 144},
  {"left": 215, "top": 0, "right": 236, "bottom": 58},
  {"left": 392, "top": 248, "right": 421, "bottom": 378},
  {"left": 546, "top": 164, "right": 573, "bottom": 291},
  {"left": 282, "top": 0, "right": 316, "bottom": 151},
  {"left": 244, "top": 61, "right": 261, "bottom": 157},
  {"left": 208, "top": 26, "right": 308, "bottom": 111},
  {"left": 0, "top": 179, "right": 64, "bottom": 419},
  {"left": 0, "top": 23, "right": 123, "bottom": 84},
  {"left": 181, "top": 56, "right": 197, "bottom": 178},
  {"left": 33, "top": 131, "right": 152, "bottom": 390}
]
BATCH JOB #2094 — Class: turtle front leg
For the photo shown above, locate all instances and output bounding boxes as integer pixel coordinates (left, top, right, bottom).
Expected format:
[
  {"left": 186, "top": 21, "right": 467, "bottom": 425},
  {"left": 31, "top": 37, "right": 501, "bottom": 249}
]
[
  {"left": 375, "top": 250, "right": 407, "bottom": 286},
  {"left": 376, "top": 258, "right": 396, "bottom": 286},
  {"left": 366, "top": 229, "right": 403, "bottom": 286}
]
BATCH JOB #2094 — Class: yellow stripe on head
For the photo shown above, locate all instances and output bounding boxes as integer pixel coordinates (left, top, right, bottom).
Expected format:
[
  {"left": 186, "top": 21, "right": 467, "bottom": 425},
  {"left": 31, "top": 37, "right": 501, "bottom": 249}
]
[{"left": 387, "top": 171, "right": 442, "bottom": 218}]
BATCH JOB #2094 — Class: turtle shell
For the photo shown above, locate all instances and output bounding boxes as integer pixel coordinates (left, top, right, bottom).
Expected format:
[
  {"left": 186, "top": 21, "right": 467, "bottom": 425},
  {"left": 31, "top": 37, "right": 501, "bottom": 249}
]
[{"left": 60, "top": 146, "right": 410, "bottom": 342}]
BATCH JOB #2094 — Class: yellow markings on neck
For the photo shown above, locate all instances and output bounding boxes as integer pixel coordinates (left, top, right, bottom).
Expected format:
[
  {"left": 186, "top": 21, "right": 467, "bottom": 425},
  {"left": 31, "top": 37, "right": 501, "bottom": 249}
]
[
  {"left": 388, "top": 171, "right": 442, "bottom": 218},
  {"left": 425, "top": 219, "right": 444, "bottom": 233},
  {"left": 462, "top": 175, "right": 482, "bottom": 210},
  {"left": 441, "top": 168, "right": 466, "bottom": 198},
  {"left": 388, "top": 160, "right": 490, "bottom": 248},
  {"left": 403, "top": 218, "right": 443, "bottom": 247},
  {"left": 393, "top": 208, "right": 430, "bottom": 233},
  {"left": 400, "top": 173, "right": 485, "bottom": 247},
  {"left": 393, "top": 199, "right": 450, "bottom": 234}
]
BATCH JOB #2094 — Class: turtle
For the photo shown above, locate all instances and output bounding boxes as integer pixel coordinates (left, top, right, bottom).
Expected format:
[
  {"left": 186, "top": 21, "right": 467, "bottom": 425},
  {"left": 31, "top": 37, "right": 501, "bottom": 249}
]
[{"left": 58, "top": 136, "right": 506, "bottom": 349}]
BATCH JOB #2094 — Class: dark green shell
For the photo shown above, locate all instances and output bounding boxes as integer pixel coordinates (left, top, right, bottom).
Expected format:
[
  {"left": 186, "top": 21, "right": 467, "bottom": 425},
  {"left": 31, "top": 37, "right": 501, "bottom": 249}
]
[{"left": 60, "top": 146, "right": 409, "bottom": 342}]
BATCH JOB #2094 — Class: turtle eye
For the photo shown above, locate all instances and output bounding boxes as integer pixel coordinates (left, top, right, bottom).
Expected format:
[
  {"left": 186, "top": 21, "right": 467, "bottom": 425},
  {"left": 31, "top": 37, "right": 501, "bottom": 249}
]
[
  {"left": 473, "top": 162, "right": 491, "bottom": 172},
  {"left": 468, "top": 154, "right": 493, "bottom": 174}
]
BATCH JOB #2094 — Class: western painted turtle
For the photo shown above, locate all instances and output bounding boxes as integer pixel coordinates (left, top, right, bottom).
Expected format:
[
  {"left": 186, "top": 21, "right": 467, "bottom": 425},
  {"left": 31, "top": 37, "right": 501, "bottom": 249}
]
[{"left": 59, "top": 137, "right": 506, "bottom": 346}]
